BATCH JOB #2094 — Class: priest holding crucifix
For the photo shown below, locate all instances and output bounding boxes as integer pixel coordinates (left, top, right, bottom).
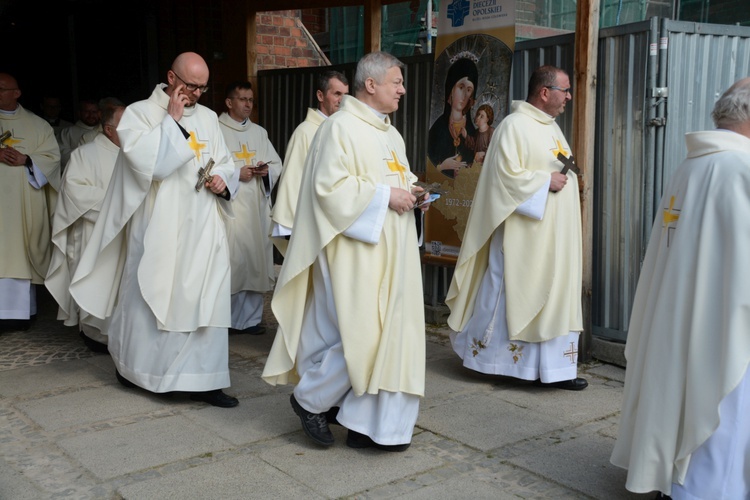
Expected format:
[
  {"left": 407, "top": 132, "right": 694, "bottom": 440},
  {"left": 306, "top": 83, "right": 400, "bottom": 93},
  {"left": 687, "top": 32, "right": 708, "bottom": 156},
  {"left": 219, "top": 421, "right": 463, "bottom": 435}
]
[
  {"left": 70, "top": 52, "right": 239, "bottom": 408},
  {"left": 446, "top": 65, "right": 587, "bottom": 390}
]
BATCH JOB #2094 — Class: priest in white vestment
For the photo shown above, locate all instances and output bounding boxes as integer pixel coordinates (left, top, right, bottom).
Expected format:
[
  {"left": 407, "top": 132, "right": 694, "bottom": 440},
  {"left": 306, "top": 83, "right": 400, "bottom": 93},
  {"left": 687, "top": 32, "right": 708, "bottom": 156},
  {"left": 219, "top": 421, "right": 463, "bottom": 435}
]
[
  {"left": 40, "top": 95, "right": 73, "bottom": 146},
  {"left": 445, "top": 66, "right": 587, "bottom": 391},
  {"left": 271, "top": 70, "right": 349, "bottom": 256},
  {"left": 262, "top": 52, "right": 431, "bottom": 451},
  {"left": 76, "top": 98, "right": 126, "bottom": 147},
  {"left": 0, "top": 72, "right": 61, "bottom": 331},
  {"left": 219, "top": 81, "right": 282, "bottom": 335},
  {"left": 45, "top": 104, "right": 125, "bottom": 352},
  {"left": 70, "top": 52, "right": 240, "bottom": 408},
  {"left": 611, "top": 78, "right": 750, "bottom": 499},
  {"left": 59, "top": 99, "right": 100, "bottom": 168}
]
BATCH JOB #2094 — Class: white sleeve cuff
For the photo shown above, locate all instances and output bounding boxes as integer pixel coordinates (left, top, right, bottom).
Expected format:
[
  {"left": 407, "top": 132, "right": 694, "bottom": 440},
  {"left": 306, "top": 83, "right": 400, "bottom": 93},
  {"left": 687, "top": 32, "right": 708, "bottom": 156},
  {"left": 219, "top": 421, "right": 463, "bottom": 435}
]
[
  {"left": 515, "top": 177, "right": 550, "bottom": 220},
  {"left": 342, "top": 184, "right": 389, "bottom": 244}
]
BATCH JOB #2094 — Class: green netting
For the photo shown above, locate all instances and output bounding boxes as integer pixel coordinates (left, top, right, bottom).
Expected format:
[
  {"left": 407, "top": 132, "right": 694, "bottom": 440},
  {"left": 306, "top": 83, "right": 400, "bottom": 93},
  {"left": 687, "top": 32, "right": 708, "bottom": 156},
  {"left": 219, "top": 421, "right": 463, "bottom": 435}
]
[{"left": 328, "top": 1, "right": 430, "bottom": 64}]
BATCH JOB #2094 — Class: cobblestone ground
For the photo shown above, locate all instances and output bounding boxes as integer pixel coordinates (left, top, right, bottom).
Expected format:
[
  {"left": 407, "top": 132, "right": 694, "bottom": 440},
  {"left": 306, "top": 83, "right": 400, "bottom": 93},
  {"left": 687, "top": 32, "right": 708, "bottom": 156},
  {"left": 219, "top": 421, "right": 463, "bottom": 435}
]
[{"left": 0, "top": 277, "right": 646, "bottom": 500}]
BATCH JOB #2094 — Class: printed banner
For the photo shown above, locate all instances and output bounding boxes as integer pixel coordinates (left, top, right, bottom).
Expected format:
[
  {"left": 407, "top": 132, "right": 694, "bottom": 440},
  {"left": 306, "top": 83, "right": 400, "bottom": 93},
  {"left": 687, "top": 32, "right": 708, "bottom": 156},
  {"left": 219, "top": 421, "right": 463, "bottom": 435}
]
[{"left": 423, "top": 0, "right": 515, "bottom": 264}]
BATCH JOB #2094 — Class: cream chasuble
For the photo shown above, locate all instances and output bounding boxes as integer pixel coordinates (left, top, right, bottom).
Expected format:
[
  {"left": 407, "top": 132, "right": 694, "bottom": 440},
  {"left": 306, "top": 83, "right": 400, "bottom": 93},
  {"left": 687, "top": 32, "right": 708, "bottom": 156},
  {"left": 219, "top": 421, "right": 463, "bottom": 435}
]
[
  {"left": 271, "top": 107, "right": 326, "bottom": 255},
  {"left": 262, "top": 95, "right": 426, "bottom": 397},
  {"left": 45, "top": 133, "right": 118, "bottom": 336},
  {"left": 70, "top": 84, "right": 234, "bottom": 392},
  {"left": 218, "top": 113, "right": 281, "bottom": 294},
  {"left": 60, "top": 121, "right": 97, "bottom": 167},
  {"left": 611, "top": 130, "right": 750, "bottom": 495},
  {"left": 446, "top": 100, "right": 582, "bottom": 343},
  {"left": 0, "top": 105, "right": 61, "bottom": 285}
]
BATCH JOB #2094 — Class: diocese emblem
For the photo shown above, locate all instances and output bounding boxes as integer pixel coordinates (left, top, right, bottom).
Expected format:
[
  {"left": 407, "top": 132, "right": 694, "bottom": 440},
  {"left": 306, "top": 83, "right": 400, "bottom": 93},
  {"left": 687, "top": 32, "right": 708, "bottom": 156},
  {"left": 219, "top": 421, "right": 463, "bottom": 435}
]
[{"left": 447, "top": 0, "right": 470, "bottom": 27}]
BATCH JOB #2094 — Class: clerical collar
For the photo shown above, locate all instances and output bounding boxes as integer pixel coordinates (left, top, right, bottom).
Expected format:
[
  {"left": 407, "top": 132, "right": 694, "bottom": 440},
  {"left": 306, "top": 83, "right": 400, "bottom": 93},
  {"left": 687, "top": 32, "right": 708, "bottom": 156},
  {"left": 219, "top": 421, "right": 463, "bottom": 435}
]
[
  {"left": 0, "top": 105, "right": 19, "bottom": 115},
  {"left": 363, "top": 103, "right": 387, "bottom": 121},
  {"left": 316, "top": 109, "right": 328, "bottom": 119},
  {"left": 229, "top": 115, "right": 248, "bottom": 126}
]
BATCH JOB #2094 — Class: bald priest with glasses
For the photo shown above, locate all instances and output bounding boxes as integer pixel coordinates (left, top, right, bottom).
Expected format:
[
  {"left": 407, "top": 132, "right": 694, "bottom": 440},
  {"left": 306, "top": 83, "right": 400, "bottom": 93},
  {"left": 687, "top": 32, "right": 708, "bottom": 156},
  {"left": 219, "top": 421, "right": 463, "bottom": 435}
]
[{"left": 71, "top": 52, "right": 241, "bottom": 408}]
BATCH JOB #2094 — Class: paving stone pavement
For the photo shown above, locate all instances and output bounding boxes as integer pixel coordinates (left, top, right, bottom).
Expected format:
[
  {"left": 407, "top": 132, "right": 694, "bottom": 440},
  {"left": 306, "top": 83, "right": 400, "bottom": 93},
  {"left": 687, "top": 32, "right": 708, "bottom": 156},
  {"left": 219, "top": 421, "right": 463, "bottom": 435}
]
[{"left": 0, "top": 288, "right": 653, "bottom": 500}]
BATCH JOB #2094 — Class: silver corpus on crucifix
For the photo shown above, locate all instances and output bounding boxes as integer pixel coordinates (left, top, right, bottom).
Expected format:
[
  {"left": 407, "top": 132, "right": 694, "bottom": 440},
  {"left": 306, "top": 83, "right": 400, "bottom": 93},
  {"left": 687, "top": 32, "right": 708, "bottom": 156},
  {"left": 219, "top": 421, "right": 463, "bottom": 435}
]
[{"left": 0, "top": 130, "right": 11, "bottom": 148}]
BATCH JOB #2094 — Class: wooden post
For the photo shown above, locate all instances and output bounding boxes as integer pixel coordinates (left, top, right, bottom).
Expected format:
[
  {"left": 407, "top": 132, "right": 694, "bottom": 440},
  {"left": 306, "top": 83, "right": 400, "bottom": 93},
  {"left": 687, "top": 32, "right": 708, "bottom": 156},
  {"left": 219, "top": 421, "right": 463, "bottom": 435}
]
[
  {"left": 573, "top": 0, "right": 599, "bottom": 362},
  {"left": 364, "top": 0, "right": 382, "bottom": 54}
]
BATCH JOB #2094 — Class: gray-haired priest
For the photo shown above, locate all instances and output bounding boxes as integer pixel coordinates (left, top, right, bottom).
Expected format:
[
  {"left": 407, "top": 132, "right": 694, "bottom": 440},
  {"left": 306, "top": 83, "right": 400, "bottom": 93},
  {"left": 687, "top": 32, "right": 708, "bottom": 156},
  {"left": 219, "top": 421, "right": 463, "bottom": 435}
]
[{"left": 262, "top": 51, "right": 432, "bottom": 451}]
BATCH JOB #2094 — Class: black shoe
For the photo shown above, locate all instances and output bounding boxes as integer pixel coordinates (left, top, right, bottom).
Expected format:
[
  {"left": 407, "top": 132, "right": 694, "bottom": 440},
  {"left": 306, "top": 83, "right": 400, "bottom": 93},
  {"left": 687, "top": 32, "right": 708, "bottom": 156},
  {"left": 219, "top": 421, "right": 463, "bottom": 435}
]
[
  {"left": 290, "top": 394, "right": 334, "bottom": 446},
  {"left": 115, "top": 369, "right": 137, "bottom": 389},
  {"left": 0, "top": 319, "right": 30, "bottom": 332},
  {"left": 325, "top": 406, "right": 341, "bottom": 426},
  {"left": 346, "top": 429, "right": 410, "bottom": 452},
  {"left": 80, "top": 331, "right": 108, "bottom": 353},
  {"left": 190, "top": 389, "right": 239, "bottom": 408},
  {"left": 654, "top": 494, "right": 672, "bottom": 499},
  {"left": 230, "top": 325, "right": 266, "bottom": 335},
  {"left": 533, "top": 377, "right": 589, "bottom": 391}
]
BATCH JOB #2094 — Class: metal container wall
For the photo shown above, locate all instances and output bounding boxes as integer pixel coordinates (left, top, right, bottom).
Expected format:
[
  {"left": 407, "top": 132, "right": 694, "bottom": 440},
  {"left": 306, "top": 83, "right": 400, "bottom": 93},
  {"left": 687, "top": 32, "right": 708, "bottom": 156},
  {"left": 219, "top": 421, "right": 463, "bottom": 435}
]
[
  {"left": 510, "top": 33, "right": 576, "bottom": 138},
  {"left": 659, "top": 20, "right": 750, "bottom": 196},
  {"left": 592, "top": 19, "right": 654, "bottom": 342}
]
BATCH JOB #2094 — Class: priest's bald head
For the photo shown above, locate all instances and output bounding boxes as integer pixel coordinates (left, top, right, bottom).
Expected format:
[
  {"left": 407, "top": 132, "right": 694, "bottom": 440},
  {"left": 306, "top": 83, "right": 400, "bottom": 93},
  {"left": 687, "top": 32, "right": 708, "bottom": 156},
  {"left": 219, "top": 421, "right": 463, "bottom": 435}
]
[
  {"left": 712, "top": 77, "right": 750, "bottom": 138},
  {"left": 0, "top": 73, "right": 21, "bottom": 112},
  {"left": 166, "top": 52, "right": 210, "bottom": 108}
]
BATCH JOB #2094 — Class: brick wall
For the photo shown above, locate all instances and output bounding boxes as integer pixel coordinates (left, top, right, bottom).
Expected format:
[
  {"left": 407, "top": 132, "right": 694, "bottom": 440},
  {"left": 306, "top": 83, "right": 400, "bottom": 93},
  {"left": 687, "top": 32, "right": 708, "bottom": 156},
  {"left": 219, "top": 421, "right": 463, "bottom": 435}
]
[
  {"left": 256, "top": 10, "right": 329, "bottom": 70},
  {"left": 301, "top": 8, "right": 327, "bottom": 34},
  {"left": 516, "top": 0, "right": 539, "bottom": 25}
]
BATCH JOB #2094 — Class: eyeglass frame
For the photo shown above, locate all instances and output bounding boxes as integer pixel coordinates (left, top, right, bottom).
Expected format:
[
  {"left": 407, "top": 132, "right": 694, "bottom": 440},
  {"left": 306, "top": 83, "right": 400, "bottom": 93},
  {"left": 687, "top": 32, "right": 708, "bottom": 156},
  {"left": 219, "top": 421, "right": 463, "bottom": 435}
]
[
  {"left": 170, "top": 70, "right": 209, "bottom": 93},
  {"left": 546, "top": 85, "right": 572, "bottom": 95}
]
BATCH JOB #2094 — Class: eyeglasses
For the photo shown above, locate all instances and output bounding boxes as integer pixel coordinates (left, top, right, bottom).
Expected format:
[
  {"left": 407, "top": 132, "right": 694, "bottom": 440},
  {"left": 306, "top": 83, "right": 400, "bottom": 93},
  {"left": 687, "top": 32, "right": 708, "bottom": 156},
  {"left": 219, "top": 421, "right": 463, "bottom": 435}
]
[
  {"left": 171, "top": 70, "right": 209, "bottom": 93},
  {"left": 546, "top": 86, "right": 572, "bottom": 95}
]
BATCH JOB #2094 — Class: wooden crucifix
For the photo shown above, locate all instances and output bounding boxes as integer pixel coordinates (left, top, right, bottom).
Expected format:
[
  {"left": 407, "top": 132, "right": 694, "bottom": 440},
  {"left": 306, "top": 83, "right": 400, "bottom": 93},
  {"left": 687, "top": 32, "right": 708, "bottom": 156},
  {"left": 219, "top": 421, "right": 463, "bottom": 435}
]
[{"left": 557, "top": 152, "right": 580, "bottom": 175}]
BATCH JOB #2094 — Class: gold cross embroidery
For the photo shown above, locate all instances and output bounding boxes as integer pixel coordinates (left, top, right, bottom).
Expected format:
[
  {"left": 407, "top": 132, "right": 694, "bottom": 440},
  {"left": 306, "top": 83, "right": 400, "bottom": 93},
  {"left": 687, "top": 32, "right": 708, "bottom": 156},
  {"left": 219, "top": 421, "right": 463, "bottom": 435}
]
[
  {"left": 663, "top": 196, "right": 680, "bottom": 226},
  {"left": 188, "top": 131, "right": 207, "bottom": 160},
  {"left": 233, "top": 143, "right": 256, "bottom": 163},
  {"left": 551, "top": 139, "right": 568, "bottom": 159},
  {"left": 663, "top": 196, "right": 680, "bottom": 246},
  {"left": 386, "top": 150, "right": 408, "bottom": 184},
  {"left": 1, "top": 131, "right": 21, "bottom": 148},
  {"left": 563, "top": 342, "right": 578, "bottom": 364}
]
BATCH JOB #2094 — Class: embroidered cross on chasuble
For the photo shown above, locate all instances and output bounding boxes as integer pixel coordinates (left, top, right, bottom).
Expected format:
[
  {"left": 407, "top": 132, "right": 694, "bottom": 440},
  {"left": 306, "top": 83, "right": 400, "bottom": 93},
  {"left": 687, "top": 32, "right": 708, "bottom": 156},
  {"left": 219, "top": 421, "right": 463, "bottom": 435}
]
[
  {"left": 232, "top": 143, "right": 256, "bottom": 164},
  {"left": 384, "top": 149, "right": 409, "bottom": 188},
  {"left": 662, "top": 195, "right": 681, "bottom": 247},
  {"left": 188, "top": 131, "right": 208, "bottom": 160}
]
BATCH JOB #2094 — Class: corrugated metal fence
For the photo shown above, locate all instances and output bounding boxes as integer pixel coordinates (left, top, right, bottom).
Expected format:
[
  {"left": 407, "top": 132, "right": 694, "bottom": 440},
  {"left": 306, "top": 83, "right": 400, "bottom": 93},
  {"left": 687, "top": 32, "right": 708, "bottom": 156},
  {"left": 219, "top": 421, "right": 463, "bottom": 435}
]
[{"left": 258, "top": 17, "right": 750, "bottom": 344}]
